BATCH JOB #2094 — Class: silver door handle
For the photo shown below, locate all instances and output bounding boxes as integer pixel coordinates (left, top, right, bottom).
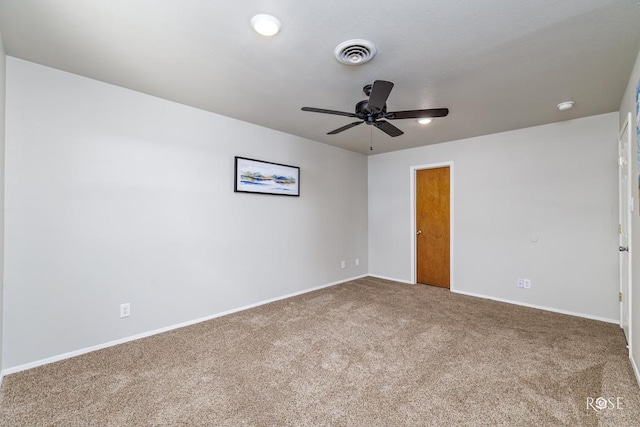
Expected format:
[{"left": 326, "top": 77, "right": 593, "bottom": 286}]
[
  {"left": 619, "top": 246, "right": 629, "bottom": 252},
  {"left": 417, "top": 230, "right": 422, "bottom": 235}
]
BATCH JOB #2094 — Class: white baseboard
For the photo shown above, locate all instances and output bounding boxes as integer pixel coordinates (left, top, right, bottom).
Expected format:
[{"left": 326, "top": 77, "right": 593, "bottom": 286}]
[
  {"left": 367, "top": 274, "right": 414, "bottom": 285},
  {"left": 451, "top": 289, "right": 619, "bottom": 324},
  {"left": 3, "top": 274, "right": 367, "bottom": 376},
  {"left": 631, "top": 354, "right": 640, "bottom": 388},
  {"left": 366, "top": 277, "right": 618, "bottom": 324}
]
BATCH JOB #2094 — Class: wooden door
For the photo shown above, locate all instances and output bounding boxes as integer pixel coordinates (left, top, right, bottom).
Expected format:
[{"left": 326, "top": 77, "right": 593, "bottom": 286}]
[{"left": 416, "top": 167, "right": 450, "bottom": 288}]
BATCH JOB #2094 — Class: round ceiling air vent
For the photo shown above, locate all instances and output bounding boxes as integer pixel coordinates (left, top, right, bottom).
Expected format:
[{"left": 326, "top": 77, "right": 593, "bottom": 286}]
[{"left": 334, "top": 39, "right": 377, "bottom": 65}]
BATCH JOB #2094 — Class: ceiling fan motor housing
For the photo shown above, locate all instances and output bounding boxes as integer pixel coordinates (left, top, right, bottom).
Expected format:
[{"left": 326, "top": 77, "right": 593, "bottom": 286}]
[{"left": 356, "top": 100, "right": 386, "bottom": 123}]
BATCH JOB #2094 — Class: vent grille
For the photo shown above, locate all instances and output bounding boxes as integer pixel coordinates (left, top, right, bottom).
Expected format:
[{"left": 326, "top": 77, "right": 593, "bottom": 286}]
[{"left": 334, "top": 39, "right": 377, "bottom": 65}]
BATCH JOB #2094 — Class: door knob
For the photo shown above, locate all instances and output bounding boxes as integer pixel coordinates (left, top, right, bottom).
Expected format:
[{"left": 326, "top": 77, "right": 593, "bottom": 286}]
[
  {"left": 417, "top": 230, "right": 422, "bottom": 235},
  {"left": 619, "top": 246, "right": 629, "bottom": 252}
]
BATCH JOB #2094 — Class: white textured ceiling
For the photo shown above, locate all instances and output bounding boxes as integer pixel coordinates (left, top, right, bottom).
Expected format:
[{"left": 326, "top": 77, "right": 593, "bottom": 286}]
[{"left": 0, "top": 0, "right": 639, "bottom": 154}]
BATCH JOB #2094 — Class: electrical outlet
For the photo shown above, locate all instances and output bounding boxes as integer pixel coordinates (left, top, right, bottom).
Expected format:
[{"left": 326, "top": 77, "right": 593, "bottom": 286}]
[
  {"left": 355, "top": 258, "right": 360, "bottom": 266},
  {"left": 341, "top": 260, "right": 346, "bottom": 269},
  {"left": 517, "top": 278, "right": 524, "bottom": 288},
  {"left": 523, "top": 279, "right": 532, "bottom": 289},
  {"left": 120, "top": 303, "right": 131, "bottom": 318}
]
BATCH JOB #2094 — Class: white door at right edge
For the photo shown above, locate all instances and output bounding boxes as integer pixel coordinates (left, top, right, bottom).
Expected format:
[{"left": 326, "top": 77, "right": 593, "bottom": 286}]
[{"left": 618, "top": 114, "right": 632, "bottom": 345}]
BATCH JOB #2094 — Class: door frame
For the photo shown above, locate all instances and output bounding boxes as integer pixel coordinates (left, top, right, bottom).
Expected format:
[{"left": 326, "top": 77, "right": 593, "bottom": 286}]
[
  {"left": 410, "top": 161, "right": 454, "bottom": 289},
  {"left": 619, "top": 112, "right": 633, "bottom": 355}
]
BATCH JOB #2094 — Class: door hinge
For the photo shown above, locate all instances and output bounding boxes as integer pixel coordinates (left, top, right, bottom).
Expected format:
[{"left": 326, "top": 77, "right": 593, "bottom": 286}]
[
  {"left": 619, "top": 224, "right": 622, "bottom": 234},
  {"left": 618, "top": 156, "right": 624, "bottom": 166},
  {"left": 619, "top": 292, "right": 623, "bottom": 302}
]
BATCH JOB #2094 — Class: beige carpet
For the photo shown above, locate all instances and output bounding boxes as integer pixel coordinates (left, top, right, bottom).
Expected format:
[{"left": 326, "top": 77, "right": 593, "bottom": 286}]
[{"left": 0, "top": 277, "right": 638, "bottom": 426}]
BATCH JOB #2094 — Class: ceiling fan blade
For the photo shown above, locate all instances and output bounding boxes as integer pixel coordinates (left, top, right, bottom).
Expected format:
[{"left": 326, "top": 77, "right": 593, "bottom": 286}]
[
  {"left": 373, "top": 120, "right": 404, "bottom": 137},
  {"left": 367, "top": 80, "right": 394, "bottom": 112},
  {"left": 327, "top": 121, "right": 363, "bottom": 135},
  {"left": 301, "top": 107, "right": 358, "bottom": 118},
  {"left": 385, "top": 108, "right": 449, "bottom": 120}
]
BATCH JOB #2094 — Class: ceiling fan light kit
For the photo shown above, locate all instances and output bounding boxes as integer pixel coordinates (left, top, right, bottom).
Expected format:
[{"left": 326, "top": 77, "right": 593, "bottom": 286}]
[
  {"left": 250, "top": 14, "right": 281, "bottom": 36},
  {"left": 302, "top": 80, "right": 449, "bottom": 137},
  {"left": 334, "top": 39, "right": 377, "bottom": 65}
]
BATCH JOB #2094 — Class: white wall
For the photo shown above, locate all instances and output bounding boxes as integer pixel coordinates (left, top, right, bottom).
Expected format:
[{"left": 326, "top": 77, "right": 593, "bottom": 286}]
[
  {"left": 619, "top": 45, "right": 640, "bottom": 385},
  {"left": 369, "top": 113, "right": 619, "bottom": 321},
  {"left": 0, "top": 32, "right": 6, "bottom": 379},
  {"left": 4, "top": 58, "right": 368, "bottom": 370}
]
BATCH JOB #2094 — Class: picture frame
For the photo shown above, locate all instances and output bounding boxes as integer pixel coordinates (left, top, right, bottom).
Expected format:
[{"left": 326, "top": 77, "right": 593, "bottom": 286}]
[{"left": 234, "top": 156, "right": 300, "bottom": 197}]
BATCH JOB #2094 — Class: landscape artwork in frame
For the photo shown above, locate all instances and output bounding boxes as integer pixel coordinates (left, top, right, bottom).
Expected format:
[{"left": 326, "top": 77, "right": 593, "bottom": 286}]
[{"left": 234, "top": 157, "right": 300, "bottom": 196}]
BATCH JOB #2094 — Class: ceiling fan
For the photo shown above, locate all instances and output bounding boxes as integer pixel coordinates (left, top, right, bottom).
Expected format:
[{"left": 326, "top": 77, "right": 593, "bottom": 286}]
[{"left": 301, "top": 80, "right": 449, "bottom": 137}]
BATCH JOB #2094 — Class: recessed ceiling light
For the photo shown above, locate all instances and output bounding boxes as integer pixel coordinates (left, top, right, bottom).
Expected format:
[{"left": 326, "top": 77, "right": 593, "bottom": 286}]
[
  {"left": 557, "top": 101, "right": 574, "bottom": 111},
  {"left": 417, "top": 118, "right": 433, "bottom": 125},
  {"left": 251, "top": 14, "right": 281, "bottom": 36}
]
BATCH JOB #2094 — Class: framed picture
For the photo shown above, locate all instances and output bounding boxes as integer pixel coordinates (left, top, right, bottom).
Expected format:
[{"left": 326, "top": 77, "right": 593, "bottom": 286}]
[{"left": 234, "top": 156, "right": 300, "bottom": 196}]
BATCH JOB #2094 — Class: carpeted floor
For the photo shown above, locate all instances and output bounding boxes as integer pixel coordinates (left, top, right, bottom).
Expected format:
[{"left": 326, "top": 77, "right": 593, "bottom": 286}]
[{"left": 0, "top": 277, "right": 638, "bottom": 426}]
